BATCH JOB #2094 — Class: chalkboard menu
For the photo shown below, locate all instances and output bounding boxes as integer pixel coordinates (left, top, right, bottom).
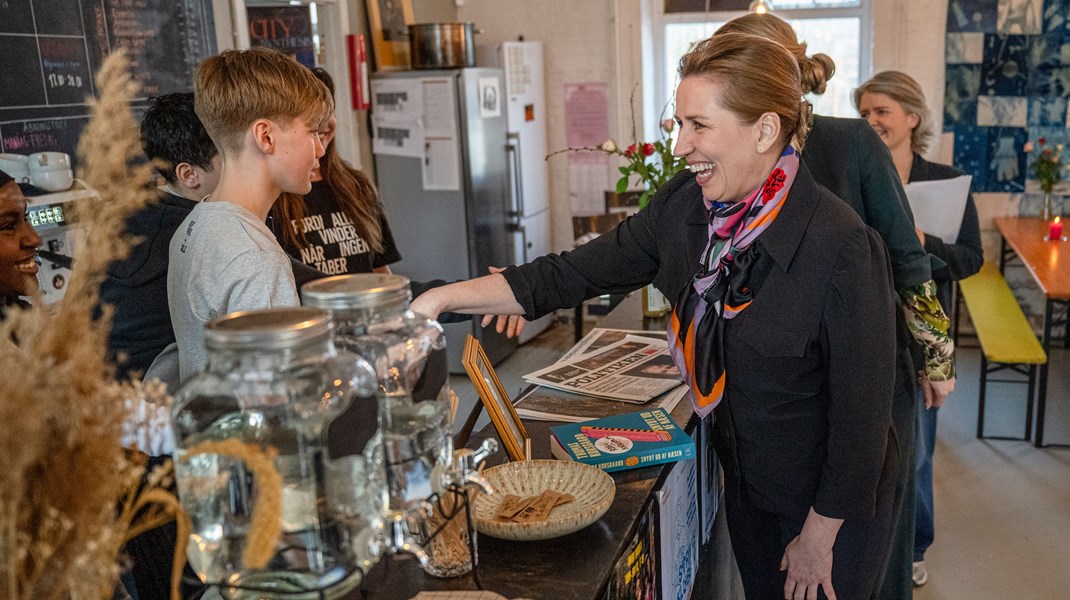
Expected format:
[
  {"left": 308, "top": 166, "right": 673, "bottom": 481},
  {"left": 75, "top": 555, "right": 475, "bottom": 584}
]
[{"left": 0, "top": 0, "right": 217, "bottom": 166}]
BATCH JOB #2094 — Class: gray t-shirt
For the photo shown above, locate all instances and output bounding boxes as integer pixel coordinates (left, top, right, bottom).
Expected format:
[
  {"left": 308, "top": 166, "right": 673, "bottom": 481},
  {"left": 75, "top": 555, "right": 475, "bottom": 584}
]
[{"left": 168, "top": 201, "right": 299, "bottom": 381}]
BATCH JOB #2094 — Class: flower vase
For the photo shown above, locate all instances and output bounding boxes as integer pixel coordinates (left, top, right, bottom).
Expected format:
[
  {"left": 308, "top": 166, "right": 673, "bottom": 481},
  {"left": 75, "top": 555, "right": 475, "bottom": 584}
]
[
  {"left": 1041, "top": 192, "right": 1054, "bottom": 221},
  {"left": 642, "top": 284, "right": 670, "bottom": 318}
]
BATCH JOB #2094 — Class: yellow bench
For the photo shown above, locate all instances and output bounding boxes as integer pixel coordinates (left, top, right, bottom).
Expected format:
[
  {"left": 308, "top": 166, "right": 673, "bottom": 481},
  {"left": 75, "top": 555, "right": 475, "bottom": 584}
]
[{"left": 957, "top": 262, "right": 1047, "bottom": 440}]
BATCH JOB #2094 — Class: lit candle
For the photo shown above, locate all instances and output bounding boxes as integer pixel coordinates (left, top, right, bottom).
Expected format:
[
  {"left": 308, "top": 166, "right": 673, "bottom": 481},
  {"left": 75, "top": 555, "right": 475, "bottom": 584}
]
[{"left": 1050, "top": 216, "right": 1063, "bottom": 241}]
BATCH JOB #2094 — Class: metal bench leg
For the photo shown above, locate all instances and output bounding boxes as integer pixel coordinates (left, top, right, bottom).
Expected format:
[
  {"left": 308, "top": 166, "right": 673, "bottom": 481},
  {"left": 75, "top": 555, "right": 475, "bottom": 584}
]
[
  {"left": 1035, "top": 299, "right": 1054, "bottom": 448},
  {"left": 1063, "top": 300, "right": 1069, "bottom": 349},
  {"left": 1026, "top": 364, "right": 1037, "bottom": 442},
  {"left": 977, "top": 354, "right": 988, "bottom": 439}
]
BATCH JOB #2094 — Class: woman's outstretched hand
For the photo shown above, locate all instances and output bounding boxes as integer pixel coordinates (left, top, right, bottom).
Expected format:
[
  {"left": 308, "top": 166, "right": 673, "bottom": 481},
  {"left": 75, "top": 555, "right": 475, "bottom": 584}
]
[
  {"left": 409, "top": 268, "right": 526, "bottom": 332},
  {"left": 480, "top": 266, "right": 526, "bottom": 338}
]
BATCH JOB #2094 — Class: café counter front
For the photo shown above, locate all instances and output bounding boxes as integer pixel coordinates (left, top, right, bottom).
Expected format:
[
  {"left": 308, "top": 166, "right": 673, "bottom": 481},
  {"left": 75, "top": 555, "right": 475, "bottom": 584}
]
[{"left": 356, "top": 294, "right": 739, "bottom": 600}]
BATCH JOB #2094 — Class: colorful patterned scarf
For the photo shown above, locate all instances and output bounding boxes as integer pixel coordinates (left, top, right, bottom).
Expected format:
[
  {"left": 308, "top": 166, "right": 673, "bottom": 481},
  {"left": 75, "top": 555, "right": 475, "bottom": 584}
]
[{"left": 668, "top": 146, "right": 800, "bottom": 417}]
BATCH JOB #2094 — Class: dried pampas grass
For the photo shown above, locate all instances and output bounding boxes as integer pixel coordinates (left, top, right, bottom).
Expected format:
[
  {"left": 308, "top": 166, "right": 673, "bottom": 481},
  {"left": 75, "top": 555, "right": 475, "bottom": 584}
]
[{"left": 0, "top": 49, "right": 186, "bottom": 600}]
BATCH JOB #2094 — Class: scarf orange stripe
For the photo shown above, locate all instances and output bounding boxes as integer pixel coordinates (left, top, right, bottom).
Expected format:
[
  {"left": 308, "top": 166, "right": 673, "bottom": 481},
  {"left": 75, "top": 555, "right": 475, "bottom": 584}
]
[
  {"left": 725, "top": 299, "right": 751, "bottom": 312},
  {"left": 675, "top": 310, "right": 725, "bottom": 409},
  {"left": 744, "top": 193, "right": 786, "bottom": 231},
  {"left": 696, "top": 373, "right": 726, "bottom": 409}
]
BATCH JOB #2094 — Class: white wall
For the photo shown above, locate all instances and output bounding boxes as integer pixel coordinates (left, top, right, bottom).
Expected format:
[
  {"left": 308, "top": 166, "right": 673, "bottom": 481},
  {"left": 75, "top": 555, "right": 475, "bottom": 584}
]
[
  {"left": 457, "top": 0, "right": 620, "bottom": 253},
  {"left": 872, "top": 0, "right": 950, "bottom": 163}
]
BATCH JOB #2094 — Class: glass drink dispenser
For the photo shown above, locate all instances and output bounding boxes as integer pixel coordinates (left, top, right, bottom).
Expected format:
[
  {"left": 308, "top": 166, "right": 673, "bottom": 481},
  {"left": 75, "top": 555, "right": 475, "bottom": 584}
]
[
  {"left": 171, "top": 308, "right": 380, "bottom": 597},
  {"left": 301, "top": 274, "right": 460, "bottom": 573}
]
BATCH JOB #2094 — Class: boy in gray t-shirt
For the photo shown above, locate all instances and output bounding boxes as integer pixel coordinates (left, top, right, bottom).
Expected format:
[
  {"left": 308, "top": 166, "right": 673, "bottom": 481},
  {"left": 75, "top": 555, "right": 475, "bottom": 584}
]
[
  {"left": 168, "top": 48, "right": 331, "bottom": 381},
  {"left": 168, "top": 202, "right": 300, "bottom": 378}
]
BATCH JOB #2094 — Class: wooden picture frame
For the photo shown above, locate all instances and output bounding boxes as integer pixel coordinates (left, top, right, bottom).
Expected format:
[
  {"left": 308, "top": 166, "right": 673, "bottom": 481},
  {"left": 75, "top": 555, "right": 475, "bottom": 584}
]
[
  {"left": 462, "top": 335, "right": 530, "bottom": 462},
  {"left": 365, "top": 0, "right": 413, "bottom": 71}
]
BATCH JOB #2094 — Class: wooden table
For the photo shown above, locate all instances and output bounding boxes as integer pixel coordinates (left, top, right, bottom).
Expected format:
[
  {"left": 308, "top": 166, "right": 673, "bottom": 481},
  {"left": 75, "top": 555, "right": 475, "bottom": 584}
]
[{"left": 993, "top": 217, "right": 1070, "bottom": 447}]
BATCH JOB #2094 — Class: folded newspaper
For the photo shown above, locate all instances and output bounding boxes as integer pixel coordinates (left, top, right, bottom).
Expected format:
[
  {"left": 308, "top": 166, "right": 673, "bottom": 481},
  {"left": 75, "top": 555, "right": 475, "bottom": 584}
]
[
  {"left": 523, "top": 331, "right": 683, "bottom": 403},
  {"left": 560, "top": 327, "right": 668, "bottom": 361},
  {"left": 514, "top": 384, "right": 687, "bottom": 422}
]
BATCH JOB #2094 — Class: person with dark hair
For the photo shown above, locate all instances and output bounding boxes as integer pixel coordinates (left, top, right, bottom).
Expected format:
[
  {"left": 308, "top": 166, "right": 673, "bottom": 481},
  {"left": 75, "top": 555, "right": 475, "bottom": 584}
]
[
  {"left": 413, "top": 32, "right": 898, "bottom": 599},
  {"left": 140, "top": 93, "right": 221, "bottom": 191},
  {"left": 98, "top": 92, "right": 222, "bottom": 380},
  {"left": 0, "top": 169, "right": 41, "bottom": 318},
  {"left": 856, "top": 70, "right": 983, "bottom": 587},
  {"left": 269, "top": 67, "right": 402, "bottom": 275}
]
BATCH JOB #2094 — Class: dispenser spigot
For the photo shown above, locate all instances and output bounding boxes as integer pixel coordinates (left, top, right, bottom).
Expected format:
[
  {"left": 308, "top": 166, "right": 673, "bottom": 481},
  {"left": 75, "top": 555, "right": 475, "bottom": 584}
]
[
  {"left": 379, "top": 511, "right": 429, "bottom": 566},
  {"left": 449, "top": 438, "right": 498, "bottom": 494}
]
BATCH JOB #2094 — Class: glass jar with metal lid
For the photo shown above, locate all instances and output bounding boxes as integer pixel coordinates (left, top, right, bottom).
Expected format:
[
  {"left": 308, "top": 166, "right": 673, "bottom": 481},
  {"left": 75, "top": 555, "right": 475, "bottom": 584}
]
[
  {"left": 301, "top": 274, "right": 456, "bottom": 570},
  {"left": 170, "top": 307, "right": 379, "bottom": 597}
]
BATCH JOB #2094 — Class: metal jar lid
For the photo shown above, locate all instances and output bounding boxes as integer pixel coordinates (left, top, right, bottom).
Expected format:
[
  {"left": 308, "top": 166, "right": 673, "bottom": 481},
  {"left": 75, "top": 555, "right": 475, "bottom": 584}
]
[
  {"left": 301, "top": 273, "right": 412, "bottom": 311},
  {"left": 205, "top": 307, "right": 331, "bottom": 351}
]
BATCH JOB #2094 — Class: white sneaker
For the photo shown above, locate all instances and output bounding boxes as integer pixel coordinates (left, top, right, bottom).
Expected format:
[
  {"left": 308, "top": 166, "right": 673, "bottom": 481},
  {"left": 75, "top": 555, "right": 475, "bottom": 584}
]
[{"left": 912, "top": 561, "right": 928, "bottom": 586}]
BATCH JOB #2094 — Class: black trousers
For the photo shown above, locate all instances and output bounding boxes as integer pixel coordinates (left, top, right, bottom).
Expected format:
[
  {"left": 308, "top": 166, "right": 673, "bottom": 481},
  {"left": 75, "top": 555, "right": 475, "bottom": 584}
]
[
  {"left": 723, "top": 439, "right": 896, "bottom": 600},
  {"left": 873, "top": 335, "right": 924, "bottom": 599}
]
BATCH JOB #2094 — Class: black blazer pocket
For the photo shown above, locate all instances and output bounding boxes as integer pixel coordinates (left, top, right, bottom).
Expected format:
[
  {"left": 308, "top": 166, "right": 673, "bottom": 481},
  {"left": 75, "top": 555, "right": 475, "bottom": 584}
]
[{"left": 737, "top": 317, "right": 809, "bottom": 358}]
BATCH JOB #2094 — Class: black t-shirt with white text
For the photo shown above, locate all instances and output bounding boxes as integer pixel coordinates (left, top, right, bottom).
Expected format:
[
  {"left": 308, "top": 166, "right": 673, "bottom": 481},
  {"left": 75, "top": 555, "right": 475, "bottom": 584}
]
[{"left": 273, "top": 180, "right": 402, "bottom": 275}]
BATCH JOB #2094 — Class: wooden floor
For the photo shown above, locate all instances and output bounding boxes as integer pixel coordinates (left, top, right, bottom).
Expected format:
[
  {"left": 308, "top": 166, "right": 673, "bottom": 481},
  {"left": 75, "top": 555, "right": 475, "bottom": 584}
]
[{"left": 451, "top": 316, "right": 1070, "bottom": 599}]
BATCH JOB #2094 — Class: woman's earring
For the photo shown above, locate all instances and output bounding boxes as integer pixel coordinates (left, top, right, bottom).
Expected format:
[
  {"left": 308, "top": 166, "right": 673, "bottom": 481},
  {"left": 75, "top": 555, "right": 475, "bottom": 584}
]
[{"left": 756, "top": 146, "right": 764, "bottom": 153}]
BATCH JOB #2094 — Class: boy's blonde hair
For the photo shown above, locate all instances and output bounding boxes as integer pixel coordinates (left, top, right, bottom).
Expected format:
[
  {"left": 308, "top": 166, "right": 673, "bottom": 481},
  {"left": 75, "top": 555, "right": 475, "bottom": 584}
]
[{"left": 194, "top": 47, "right": 333, "bottom": 153}]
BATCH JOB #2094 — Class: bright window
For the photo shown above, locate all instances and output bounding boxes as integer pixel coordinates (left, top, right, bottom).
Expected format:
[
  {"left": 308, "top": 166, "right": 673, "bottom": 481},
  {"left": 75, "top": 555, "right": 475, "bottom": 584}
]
[{"left": 656, "top": 1, "right": 871, "bottom": 120}]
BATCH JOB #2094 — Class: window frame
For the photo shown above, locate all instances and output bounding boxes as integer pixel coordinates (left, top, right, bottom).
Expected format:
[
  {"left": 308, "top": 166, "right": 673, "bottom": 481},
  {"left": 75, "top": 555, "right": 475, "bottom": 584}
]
[{"left": 648, "top": 0, "right": 873, "bottom": 124}]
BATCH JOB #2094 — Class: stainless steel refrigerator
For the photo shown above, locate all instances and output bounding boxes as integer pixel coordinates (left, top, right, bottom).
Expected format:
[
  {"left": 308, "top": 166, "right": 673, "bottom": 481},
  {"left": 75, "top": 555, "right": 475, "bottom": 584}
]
[
  {"left": 500, "top": 41, "right": 554, "bottom": 345},
  {"left": 371, "top": 68, "right": 517, "bottom": 371}
]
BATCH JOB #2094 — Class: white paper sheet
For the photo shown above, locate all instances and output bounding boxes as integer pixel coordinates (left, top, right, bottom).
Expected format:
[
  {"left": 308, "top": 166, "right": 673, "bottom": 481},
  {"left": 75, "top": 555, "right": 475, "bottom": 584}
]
[
  {"left": 371, "top": 120, "right": 423, "bottom": 158},
  {"left": 421, "top": 78, "right": 457, "bottom": 138},
  {"left": 903, "top": 175, "right": 972, "bottom": 244},
  {"left": 478, "top": 76, "right": 501, "bottom": 118},
  {"left": 656, "top": 453, "right": 699, "bottom": 600},
  {"left": 370, "top": 78, "right": 424, "bottom": 158},
  {"left": 419, "top": 78, "right": 461, "bottom": 191},
  {"left": 371, "top": 78, "right": 422, "bottom": 122},
  {"left": 422, "top": 137, "right": 461, "bottom": 191}
]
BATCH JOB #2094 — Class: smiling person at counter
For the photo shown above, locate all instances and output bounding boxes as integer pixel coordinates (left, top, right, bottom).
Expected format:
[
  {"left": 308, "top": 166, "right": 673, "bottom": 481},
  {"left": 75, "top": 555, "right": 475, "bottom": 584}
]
[
  {"left": 0, "top": 169, "right": 41, "bottom": 318},
  {"left": 855, "top": 70, "right": 983, "bottom": 588},
  {"left": 714, "top": 15, "right": 958, "bottom": 599},
  {"left": 413, "top": 33, "right": 897, "bottom": 599}
]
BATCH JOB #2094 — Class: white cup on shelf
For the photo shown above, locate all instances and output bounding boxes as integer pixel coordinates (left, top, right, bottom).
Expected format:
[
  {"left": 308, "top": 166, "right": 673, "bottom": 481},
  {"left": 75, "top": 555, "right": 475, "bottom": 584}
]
[
  {"left": 30, "top": 168, "right": 74, "bottom": 192},
  {"left": 0, "top": 153, "right": 31, "bottom": 184},
  {"left": 28, "top": 151, "right": 72, "bottom": 171}
]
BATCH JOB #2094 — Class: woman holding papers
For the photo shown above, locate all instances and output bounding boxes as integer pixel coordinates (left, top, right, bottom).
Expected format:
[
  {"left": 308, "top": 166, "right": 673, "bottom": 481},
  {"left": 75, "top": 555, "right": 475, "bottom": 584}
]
[
  {"left": 415, "top": 33, "right": 898, "bottom": 600},
  {"left": 856, "top": 70, "right": 983, "bottom": 587}
]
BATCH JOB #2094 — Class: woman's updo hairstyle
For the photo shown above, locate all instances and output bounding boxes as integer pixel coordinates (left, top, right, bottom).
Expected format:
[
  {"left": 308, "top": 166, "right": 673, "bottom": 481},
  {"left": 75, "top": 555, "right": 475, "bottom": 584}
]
[
  {"left": 715, "top": 13, "right": 836, "bottom": 96},
  {"left": 679, "top": 32, "right": 806, "bottom": 150},
  {"left": 853, "top": 70, "right": 933, "bottom": 154}
]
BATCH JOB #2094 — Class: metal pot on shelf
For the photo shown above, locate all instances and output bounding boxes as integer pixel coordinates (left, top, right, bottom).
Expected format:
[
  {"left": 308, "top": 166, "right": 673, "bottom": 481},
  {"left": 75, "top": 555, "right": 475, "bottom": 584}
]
[{"left": 408, "top": 22, "right": 478, "bottom": 69}]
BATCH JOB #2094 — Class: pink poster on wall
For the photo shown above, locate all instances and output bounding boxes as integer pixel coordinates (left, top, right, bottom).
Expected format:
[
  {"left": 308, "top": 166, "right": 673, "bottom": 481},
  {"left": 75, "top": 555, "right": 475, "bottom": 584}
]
[{"left": 563, "top": 82, "right": 612, "bottom": 215}]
